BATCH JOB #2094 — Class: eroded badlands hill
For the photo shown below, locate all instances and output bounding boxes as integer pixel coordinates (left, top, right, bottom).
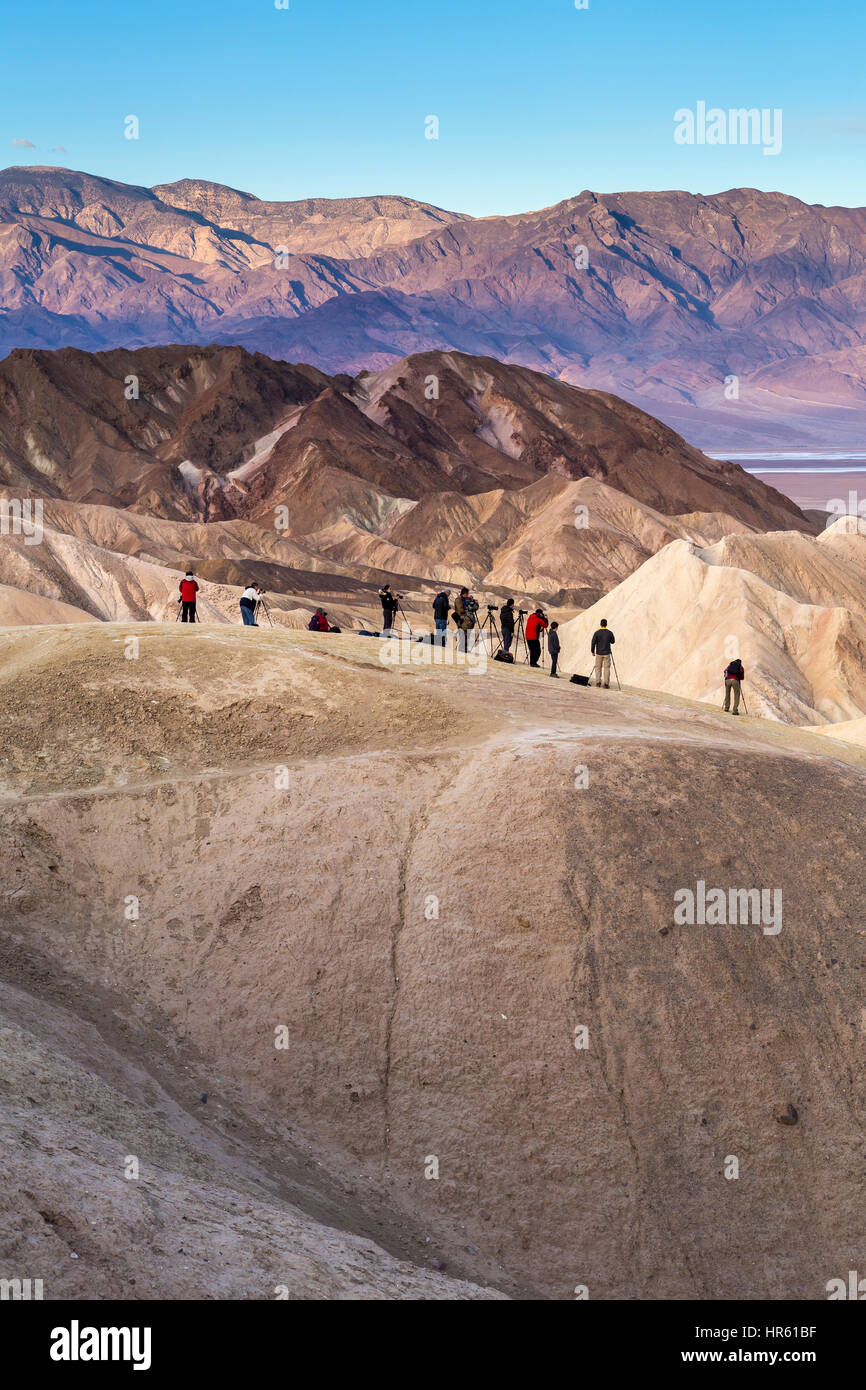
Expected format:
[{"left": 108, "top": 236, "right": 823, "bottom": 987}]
[
  {"left": 559, "top": 518, "right": 866, "bottom": 725},
  {"left": 1, "top": 624, "right": 864, "bottom": 1298},
  {"left": 0, "top": 342, "right": 809, "bottom": 620}
]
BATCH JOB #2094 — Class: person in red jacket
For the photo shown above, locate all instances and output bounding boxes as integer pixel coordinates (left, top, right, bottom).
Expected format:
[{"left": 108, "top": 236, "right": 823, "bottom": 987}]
[
  {"left": 525, "top": 608, "right": 548, "bottom": 667},
  {"left": 308, "top": 609, "right": 330, "bottom": 632},
  {"left": 178, "top": 571, "right": 199, "bottom": 623}
]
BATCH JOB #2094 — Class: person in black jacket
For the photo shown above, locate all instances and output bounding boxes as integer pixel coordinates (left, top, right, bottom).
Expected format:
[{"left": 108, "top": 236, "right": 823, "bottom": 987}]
[
  {"left": 547, "top": 621, "right": 561, "bottom": 677},
  {"left": 723, "top": 657, "right": 745, "bottom": 714},
  {"left": 591, "top": 619, "right": 615, "bottom": 687},
  {"left": 379, "top": 584, "right": 400, "bottom": 634},
  {"left": 432, "top": 590, "right": 450, "bottom": 645},
  {"left": 499, "top": 597, "right": 516, "bottom": 654}
]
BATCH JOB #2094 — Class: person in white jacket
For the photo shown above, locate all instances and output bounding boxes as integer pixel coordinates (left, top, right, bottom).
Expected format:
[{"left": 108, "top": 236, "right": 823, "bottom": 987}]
[{"left": 240, "top": 584, "right": 262, "bottom": 626}]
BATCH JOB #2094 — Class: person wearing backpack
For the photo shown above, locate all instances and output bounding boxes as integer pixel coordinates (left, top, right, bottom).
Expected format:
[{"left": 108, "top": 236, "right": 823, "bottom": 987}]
[
  {"left": 178, "top": 571, "right": 198, "bottom": 623},
  {"left": 308, "top": 608, "right": 327, "bottom": 631},
  {"left": 432, "top": 590, "right": 450, "bottom": 645},
  {"left": 723, "top": 657, "right": 745, "bottom": 714}
]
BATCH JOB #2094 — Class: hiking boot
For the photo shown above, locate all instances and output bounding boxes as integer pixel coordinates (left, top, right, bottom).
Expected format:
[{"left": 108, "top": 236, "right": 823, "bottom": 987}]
[
  {"left": 732, "top": 710, "right": 740, "bottom": 716},
  {"left": 603, "top": 683, "right": 610, "bottom": 689}
]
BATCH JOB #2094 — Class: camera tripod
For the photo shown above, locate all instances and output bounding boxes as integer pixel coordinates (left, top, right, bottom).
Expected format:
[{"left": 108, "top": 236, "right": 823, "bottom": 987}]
[
  {"left": 255, "top": 595, "right": 274, "bottom": 627},
  {"left": 380, "top": 596, "right": 410, "bottom": 636},
  {"left": 175, "top": 602, "right": 198, "bottom": 623},
  {"left": 477, "top": 605, "right": 500, "bottom": 654},
  {"left": 396, "top": 599, "right": 413, "bottom": 637},
  {"left": 512, "top": 609, "right": 531, "bottom": 663}
]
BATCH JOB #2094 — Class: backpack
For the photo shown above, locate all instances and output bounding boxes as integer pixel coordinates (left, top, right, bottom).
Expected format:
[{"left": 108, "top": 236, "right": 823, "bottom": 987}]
[
  {"left": 494, "top": 651, "right": 514, "bottom": 664},
  {"left": 725, "top": 660, "right": 743, "bottom": 680},
  {"left": 570, "top": 674, "right": 590, "bottom": 686}
]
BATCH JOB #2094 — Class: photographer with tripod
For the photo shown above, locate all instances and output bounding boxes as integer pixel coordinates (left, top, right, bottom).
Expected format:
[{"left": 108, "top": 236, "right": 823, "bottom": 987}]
[
  {"left": 525, "top": 608, "right": 549, "bottom": 668},
  {"left": 379, "top": 584, "right": 400, "bottom": 635},
  {"left": 591, "top": 618, "right": 615, "bottom": 687},
  {"left": 240, "top": 582, "right": 262, "bottom": 626},
  {"left": 499, "top": 597, "right": 516, "bottom": 655},
  {"left": 453, "top": 587, "right": 478, "bottom": 653}
]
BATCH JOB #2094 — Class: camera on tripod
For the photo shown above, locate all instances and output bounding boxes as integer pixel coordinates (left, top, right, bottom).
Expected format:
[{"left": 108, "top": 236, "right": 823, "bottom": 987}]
[
  {"left": 518, "top": 608, "right": 528, "bottom": 615},
  {"left": 487, "top": 604, "right": 496, "bottom": 612}
]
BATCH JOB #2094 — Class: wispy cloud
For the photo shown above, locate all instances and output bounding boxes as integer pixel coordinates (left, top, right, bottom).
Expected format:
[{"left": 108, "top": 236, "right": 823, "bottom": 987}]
[
  {"left": 12, "top": 138, "right": 36, "bottom": 149},
  {"left": 51, "top": 145, "right": 67, "bottom": 153}
]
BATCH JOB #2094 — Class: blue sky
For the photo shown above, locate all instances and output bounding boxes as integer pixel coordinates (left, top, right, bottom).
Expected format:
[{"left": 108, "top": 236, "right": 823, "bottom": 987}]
[{"left": 3, "top": 0, "right": 864, "bottom": 214}]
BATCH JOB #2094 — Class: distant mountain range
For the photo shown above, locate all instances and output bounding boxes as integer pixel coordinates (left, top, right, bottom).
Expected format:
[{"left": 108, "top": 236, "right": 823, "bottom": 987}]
[{"left": 3, "top": 167, "right": 866, "bottom": 447}]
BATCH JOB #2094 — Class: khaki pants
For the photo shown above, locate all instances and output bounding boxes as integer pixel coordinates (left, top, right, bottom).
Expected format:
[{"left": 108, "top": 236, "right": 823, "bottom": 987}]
[
  {"left": 594, "top": 653, "right": 611, "bottom": 686},
  {"left": 724, "top": 678, "right": 741, "bottom": 712}
]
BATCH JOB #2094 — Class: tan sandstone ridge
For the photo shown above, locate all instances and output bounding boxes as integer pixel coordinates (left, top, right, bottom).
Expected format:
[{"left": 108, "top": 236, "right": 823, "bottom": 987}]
[
  {"left": 558, "top": 518, "right": 866, "bottom": 726},
  {"left": 0, "top": 478, "right": 767, "bottom": 629},
  {"left": 1, "top": 623, "right": 864, "bottom": 1299}
]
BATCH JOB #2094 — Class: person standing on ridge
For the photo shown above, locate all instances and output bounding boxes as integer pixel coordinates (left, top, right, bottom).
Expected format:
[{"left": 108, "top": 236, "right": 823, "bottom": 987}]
[
  {"left": 525, "top": 608, "right": 548, "bottom": 667},
  {"left": 547, "top": 621, "right": 561, "bottom": 677},
  {"left": 453, "top": 587, "right": 477, "bottom": 652},
  {"left": 499, "top": 597, "right": 516, "bottom": 655},
  {"left": 432, "top": 590, "right": 450, "bottom": 645},
  {"left": 178, "top": 571, "right": 199, "bottom": 623},
  {"left": 379, "top": 584, "right": 399, "bottom": 634},
  {"left": 591, "top": 618, "right": 615, "bottom": 687},
  {"left": 723, "top": 656, "right": 745, "bottom": 715},
  {"left": 239, "top": 583, "right": 261, "bottom": 626}
]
